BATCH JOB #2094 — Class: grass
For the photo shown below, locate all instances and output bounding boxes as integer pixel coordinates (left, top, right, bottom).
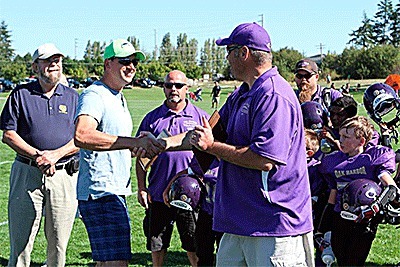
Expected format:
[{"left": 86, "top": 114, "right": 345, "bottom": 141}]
[{"left": 0, "top": 79, "right": 399, "bottom": 266}]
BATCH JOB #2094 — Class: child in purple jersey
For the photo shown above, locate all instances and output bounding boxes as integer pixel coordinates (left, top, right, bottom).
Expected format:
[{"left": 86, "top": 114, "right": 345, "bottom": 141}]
[
  {"left": 318, "top": 116, "right": 398, "bottom": 266},
  {"left": 305, "top": 129, "right": 332, "bottom": 267}
]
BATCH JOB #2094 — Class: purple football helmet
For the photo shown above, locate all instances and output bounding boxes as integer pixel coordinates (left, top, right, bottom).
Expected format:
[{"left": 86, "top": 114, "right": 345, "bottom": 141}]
[
  {"left": 168, "top": 174, "right": 203, "bottom": 211},
  {"left": 341, "top": 179, "right": 382, "bottom": 221},
  {"left": 363, "top": 83, "right": 400, "bottom": 124},
  {"left": 301, "top": 101, "right": 329, "bottom": 130}
]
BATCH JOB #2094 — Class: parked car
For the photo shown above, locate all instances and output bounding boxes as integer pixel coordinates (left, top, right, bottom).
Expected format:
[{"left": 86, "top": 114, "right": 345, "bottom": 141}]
[
  {"left": 67, "top": 78, "right": 83, "bottom": 89},
  {"left": 0, "top": 78, "right": 16, "bottom": 92},
  {"left": 19, "top": 77, "right": 37, "bottom": 85},
  {"left": 81, "top": 76, "right": 100, "bottom": 88}
]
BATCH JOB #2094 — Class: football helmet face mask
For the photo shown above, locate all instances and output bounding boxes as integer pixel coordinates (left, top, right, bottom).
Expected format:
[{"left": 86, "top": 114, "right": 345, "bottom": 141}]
[
  {"left": 341, "top": 179, "right": 382, "bottom": 221},
  {"left": 363, "top": 83, "right": 400, "bottom": 124},
  {"left": 168, "top": 174, "right": 203, "bottom": 211},
  {"left": 384, "top": 202, "right": 400, "bottom": 225},
  {"left": 301, "top": 101, "right": 329, "bottom": 130}
]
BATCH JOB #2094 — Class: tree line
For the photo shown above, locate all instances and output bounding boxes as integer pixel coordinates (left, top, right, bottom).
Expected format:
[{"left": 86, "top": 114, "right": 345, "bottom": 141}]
[{"left": 0, "top": 0, "right": 399, "bottom": 85}]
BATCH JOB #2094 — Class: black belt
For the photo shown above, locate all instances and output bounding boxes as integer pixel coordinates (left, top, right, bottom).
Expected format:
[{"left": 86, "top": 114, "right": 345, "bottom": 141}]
[{"left": 15, "top": 156, "right": 69, "bottom": 170}]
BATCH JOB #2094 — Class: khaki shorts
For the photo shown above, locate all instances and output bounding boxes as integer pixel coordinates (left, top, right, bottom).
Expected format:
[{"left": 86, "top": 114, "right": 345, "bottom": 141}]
[{"left": 216, "top": 232, "right": 315, "bottom": 267}]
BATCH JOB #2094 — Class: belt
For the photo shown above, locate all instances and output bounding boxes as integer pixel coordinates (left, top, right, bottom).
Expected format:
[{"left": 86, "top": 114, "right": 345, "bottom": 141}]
[{"left": 15, "top": 155, "right": 69, "bottom": 170}]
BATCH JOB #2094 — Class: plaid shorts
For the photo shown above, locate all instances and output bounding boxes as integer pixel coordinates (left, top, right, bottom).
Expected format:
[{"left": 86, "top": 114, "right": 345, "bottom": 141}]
[{"left": 79, "top": 195, "right": 132, "bottom": 261}]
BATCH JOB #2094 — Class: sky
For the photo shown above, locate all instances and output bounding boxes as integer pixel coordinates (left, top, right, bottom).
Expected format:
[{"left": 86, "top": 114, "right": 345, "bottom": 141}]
[{"left": 0, "top": 0, "right": 382, "bottom": 60}]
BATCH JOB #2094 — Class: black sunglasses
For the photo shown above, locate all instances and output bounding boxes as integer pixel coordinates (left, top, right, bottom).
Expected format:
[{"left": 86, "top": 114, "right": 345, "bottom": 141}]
[
  {"left": 164, "top": 82, "right": 186, "bottom": 89},
  {"left": 295, "top": 72, "right": 316, "bottom": 80},
  {"left": 226, "top": 45, "right": 243, "bottom": 55},
  {"left": 116, "top": 57, "right": 139, "bottom": 67}
]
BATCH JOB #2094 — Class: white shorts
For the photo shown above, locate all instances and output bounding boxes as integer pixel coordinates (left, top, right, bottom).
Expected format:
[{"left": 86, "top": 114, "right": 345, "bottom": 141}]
[{"left": 216, "top": 232, "right": 314, "bottom": 267}]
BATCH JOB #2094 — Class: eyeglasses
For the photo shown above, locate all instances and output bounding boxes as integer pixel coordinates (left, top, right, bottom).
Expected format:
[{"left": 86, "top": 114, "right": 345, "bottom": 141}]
[
  {"left": 295, "top": 72, "right": 316, "bottom": 80},
  {"left": 116, "top": 57, "right": 139, "bottom": 67},
  {"left": 164, "top": 82, "right": 186, "bottom": 89},
  {"left": 226, "top": 45, "right": 243, "bottom": 56}
]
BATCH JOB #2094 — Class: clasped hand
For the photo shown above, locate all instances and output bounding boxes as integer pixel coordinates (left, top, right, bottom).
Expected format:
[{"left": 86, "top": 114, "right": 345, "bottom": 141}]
[{"left": 130, "top": 131, "right": 166, "bottom": 158}]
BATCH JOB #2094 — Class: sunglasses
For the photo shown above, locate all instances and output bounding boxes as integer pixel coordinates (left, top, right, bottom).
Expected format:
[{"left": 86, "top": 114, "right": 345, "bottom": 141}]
[
  {"left": 116, "top": 57, "right": 139, "bottom": 67},
  {"left": 295, "top": 72, "right": 316, "bottom": 80},
  {"left": 164, "top": 82, "right": 186, "bottom": 89},
  {"left": 226, "top": 45, "right": 243, "bottom": 55},
  {"left": 38, "top": 56, "right": 62, "bottom": 64}
]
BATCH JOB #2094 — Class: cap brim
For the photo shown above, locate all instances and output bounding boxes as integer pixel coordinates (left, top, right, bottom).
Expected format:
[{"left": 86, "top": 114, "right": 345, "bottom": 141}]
[
  {"left": 216, "top": 38, "right": 232, "bottom": 46},
  {"left": 295, "top": 68, "right": 314, "bottom": 74},
  {"left": 134, "top": 51, "right": 146, "bottom": 62}
]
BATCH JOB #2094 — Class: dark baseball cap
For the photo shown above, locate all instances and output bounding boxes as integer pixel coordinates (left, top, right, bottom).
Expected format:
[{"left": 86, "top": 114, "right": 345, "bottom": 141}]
[
  {"left": 295, "top": 59, "right": 318, "bottom": 74},
  {"left": 216, "top": 22, "right": 272, "bottom": 52}
]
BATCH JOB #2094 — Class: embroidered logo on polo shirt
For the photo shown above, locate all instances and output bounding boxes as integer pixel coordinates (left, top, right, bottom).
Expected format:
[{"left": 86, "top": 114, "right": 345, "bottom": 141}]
[
  {"left": 241, "top": 103, "right": 250, "bottom": 115},
  {"left": 183, "top": 120, "right": 198, "bottom": 130},
  {"left": 59, "top": 105, "right": 68, "bottom": 114}
]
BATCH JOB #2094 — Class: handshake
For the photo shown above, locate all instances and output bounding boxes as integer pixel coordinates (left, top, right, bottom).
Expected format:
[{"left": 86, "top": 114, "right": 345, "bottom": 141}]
[
  {"left": 132, "top": 130, "right": 172, "bottom": 171},
  {"left": 130, "top": 131, "right": 169, "bottom": 161}
]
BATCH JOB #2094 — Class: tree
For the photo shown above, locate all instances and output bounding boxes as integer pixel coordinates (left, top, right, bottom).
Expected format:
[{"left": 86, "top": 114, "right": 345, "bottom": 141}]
[
  {"left": 273, "top": 47, "right": 303, "bottom": 82},
  {"left": 199, "top": 39, "right": 213, "bottom": 75},
  {"left": 159, "top": 33, "right": 174, "bottom": 66},
  {"left": 372, "top": 0, "right": 394, "bottom": 45},
  {"left": 388, "top": 2, "right": 400, "bottom": 47},
  {"left": 348, "top": 12, "right": 375, "bottom": 48},
  {"left": 0, "top": 21, "right": 14, "bottom": 62}
]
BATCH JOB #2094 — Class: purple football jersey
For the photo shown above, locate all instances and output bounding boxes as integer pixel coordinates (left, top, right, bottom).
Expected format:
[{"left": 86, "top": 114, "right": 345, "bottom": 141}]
[
  {"left": 319, "top": 145, "right": 396, "bottom": 212},
  {"left": 213, "top": 67, "right": 313, "bottom": 236}
]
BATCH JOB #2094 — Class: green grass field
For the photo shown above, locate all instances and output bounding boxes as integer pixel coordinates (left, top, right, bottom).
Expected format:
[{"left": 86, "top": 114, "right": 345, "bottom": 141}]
[{"left": 0, "top": 79, "right": 399, "bottom": 266}]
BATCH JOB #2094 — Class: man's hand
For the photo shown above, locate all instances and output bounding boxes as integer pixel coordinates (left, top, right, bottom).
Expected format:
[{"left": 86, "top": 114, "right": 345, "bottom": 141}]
[
  {"left": 137, "top": 188, "right": 152, "bottom": 209},
  {"left": 35, "top": 150, "right": 61, "bottom": 176},
  {"left": 190, "top": 116, "right": 215, "bottom": 151},
  {"left": 132, "top": 132, "right": 166, "bottom": 158},
  {"left": 354, "top": 202, "right": 380, "bottom": 223}
]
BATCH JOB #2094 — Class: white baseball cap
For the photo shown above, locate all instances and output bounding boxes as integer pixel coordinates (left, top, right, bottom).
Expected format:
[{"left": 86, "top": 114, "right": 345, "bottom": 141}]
[{"left": 32, "top": 43, "right": 64, "bottom": 63}]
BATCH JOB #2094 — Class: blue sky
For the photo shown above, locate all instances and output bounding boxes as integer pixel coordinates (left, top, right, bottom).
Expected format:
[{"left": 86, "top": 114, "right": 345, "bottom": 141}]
[{"left": 0, "top": 0, "right": 381, "bottom": 60}]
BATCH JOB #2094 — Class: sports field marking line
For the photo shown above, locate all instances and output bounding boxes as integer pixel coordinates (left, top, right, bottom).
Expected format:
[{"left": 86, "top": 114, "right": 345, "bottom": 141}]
[{"left": 0, "top": 161, "right": 13, "bottom": 165}]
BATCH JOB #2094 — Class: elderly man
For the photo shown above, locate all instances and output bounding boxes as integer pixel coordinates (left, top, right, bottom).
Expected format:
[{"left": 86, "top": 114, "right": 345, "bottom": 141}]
[
  {"left": 74, "top": 39, "right": 164, "bottom": 266},
  {"left": 1, "top": 43, "right": 79, "bottom": 267}
]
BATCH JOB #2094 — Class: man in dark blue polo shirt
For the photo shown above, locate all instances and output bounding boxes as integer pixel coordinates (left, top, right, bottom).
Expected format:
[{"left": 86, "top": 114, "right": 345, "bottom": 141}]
[{"left": 0, "top": 43, "right": 79, "bottom": 267}]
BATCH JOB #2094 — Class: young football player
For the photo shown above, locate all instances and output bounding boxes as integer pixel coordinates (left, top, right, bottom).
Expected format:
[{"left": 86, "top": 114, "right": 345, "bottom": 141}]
[{"left": 318, "top": 116, "right": 398, "bottom": 266}]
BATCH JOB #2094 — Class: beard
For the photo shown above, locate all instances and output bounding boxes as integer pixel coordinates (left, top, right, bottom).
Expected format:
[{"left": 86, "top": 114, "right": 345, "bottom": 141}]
[
  {"left": 298, "top": 83, "right": 314, "bottom": 104},
  {"left": 167, "top": 94, "right": 183, "bottom": 103},
  {"left": 38, "top": 69, "right": 61, "bottom": 86}
]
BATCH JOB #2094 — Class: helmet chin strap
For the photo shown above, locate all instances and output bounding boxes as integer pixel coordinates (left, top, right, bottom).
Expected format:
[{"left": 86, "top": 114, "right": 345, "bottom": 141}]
[{"left": 378, "top": 110, "right": 400, "bottom": 147}]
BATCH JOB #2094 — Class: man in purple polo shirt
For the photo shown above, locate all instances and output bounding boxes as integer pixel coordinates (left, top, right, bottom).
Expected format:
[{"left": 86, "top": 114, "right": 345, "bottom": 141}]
[
  {"left": 136, "top": 70, "right": 209, "bottom": 266},
  {"left": 189, "top": 23, "right": 314, "bottom": 266},
  {"left": 0, "top": 43, "right": 79, "bottom": 266},
  {"left": 295, "top": 58, "right": 342, "bottom": 112}
]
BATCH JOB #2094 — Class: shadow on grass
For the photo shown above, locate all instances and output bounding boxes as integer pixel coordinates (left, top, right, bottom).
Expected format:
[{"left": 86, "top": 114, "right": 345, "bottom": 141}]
[
  {"left": 0, "top": 255, "right": 397, "bottom": 267},
  {"left": 130, "top": 251, "right": 189, "bottom": 266}
]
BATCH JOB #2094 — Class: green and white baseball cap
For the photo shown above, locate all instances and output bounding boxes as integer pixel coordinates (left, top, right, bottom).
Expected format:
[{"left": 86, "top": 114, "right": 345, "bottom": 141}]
[{"left": 103, "top": 39, "right": 145, "bottom": 61}]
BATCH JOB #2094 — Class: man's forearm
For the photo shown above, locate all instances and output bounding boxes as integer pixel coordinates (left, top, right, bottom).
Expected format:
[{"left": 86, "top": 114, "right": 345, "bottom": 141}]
[{"left": 206, "top": 142, "right": 275, "bottom": 171}]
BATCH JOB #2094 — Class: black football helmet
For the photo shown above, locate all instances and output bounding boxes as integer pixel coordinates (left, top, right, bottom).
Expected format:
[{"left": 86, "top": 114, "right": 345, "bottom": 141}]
[{"left": 168, "top": 174, "right": 203, "bottom": 211}]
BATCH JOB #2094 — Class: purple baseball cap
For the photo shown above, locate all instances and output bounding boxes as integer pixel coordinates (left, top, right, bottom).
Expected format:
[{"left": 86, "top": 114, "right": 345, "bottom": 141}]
[{"left": 215, "top": 22, "right": 272, "bottom": 52}]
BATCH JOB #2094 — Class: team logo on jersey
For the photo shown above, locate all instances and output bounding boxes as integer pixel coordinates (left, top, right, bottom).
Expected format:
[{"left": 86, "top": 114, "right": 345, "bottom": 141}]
[
  {"left": 58, "top": 104, "right": 68, "bottom": 114},
  {"left": 183, "top": 120, "right": 198, "bottom": 130},
  {"left": 241, "top": 103, "right": 250, "bottom": 115}
]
